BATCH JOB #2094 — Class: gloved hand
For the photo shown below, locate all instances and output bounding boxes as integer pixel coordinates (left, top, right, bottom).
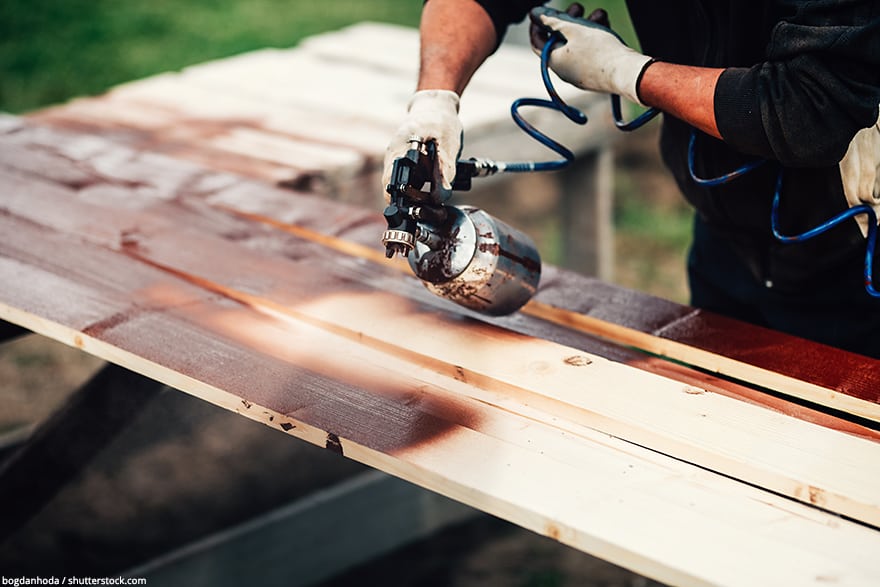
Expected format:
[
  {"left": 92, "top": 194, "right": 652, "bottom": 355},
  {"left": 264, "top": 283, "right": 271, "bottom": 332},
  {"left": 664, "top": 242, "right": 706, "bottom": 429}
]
[
  {"left": 382, "top": 89, "right": 463, "bottom": 202},
  {"left": 529, "top": 4, "right": 654, "bottom": 106},
  {"left": 839, "top": 114, "right": 880, "bottom": 237}
]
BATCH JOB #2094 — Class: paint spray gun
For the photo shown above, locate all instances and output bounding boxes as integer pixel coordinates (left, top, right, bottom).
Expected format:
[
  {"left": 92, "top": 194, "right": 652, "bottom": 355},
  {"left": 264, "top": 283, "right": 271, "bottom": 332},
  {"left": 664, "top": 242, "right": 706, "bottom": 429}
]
[{"left": 381, "top": 136, "right": 541, "bottom": 316}]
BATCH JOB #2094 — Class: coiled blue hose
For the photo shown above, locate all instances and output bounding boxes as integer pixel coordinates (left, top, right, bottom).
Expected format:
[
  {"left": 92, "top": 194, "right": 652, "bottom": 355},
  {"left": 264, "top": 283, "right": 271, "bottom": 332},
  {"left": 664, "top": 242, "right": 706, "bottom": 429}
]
[
  {"left": 504, "top": 33, "right": 878, "bottom": 298},
  {"left": 687, "top": 130, "right": 880, "bottom": 297},
  {"left": 504, "top": 34, "right": 588, "bottom": 172},
  {"left": 769, "top": 169, "right": 880, "bottom": 296}
]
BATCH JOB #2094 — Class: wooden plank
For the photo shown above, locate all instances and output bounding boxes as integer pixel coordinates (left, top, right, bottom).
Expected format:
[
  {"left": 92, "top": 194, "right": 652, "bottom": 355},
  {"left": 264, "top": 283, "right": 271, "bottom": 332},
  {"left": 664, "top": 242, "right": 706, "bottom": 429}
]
[
  {"left": 2, "top": 117, "right": 874, "bottom": 432},
  {"left": 2, "top": 121, "right": 880, "bottom": 585},
  {"left": 525, "top": 278, "right": 880, "bottom": 420},
  {"left": 202, "top": 170, "right": 880, "bottom": 424},
  {"left": 2, "top": 215, "right": 880, "bottom": 587},
  {"left": 1, "top": 129, "right": 878, "bottom": 529},
  {"left": 29, "top": 21, "right": 614, "bottom": 178}
]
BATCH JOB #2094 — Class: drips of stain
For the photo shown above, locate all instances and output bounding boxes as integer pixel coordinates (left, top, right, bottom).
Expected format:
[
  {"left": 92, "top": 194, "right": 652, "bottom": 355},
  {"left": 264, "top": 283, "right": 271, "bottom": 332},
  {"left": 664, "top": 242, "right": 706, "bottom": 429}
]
[
  {"left": 412, "top": 225, "right": 462, "bottom": 284},
  {"left": 280, "top": 422, "right": 294, "bottom": 432},
  {"left": 478, "top": 242, "right": 500, "bottom": 255},
  {"left": 453, "top": 366, "right": 467, "bottom": 383},
  {"left": 73, "top": 334, "right": 84, "bottom": 349},
  {"left": 479, "top": 242, "right": 541, "bottom": 275},
  {"left": 564, "top": 355, "right": 592, "bottom": 367},
  {"left": 326, "top": 432, "right": 344, "bottom": 455},
  {"left": 683, "top": 386, "right": 706, "bottom": 395},
  {"left": 545, "top": 523, "right": 561, "bottom": 541}
]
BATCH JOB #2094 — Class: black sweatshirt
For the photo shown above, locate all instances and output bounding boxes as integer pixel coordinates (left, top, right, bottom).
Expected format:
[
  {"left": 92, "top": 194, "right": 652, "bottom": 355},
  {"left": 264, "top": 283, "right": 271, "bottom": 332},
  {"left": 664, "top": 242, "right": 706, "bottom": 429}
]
[{"left": 468, "top": 0, "right": 880, "bottom": 291}]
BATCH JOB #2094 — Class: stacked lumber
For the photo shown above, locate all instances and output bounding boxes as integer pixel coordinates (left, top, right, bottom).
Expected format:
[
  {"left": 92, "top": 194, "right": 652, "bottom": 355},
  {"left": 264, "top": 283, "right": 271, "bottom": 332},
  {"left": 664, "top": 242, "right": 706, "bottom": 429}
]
[
  {"left": 28, "top": 22, "right": 613, "bottom": 207},
  {"left": 1, "top": 113, "right": 880, "bottom": 587}
]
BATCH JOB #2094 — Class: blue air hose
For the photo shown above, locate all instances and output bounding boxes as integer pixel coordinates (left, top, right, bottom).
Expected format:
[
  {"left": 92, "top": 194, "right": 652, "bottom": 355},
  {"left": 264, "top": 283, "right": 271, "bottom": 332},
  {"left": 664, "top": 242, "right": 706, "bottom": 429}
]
[
  {"left": 687, "top": 131, "right": 880, "bottom": 297},
  {"left": 499, "top": 33, "right": 878, "bottom": 298}
]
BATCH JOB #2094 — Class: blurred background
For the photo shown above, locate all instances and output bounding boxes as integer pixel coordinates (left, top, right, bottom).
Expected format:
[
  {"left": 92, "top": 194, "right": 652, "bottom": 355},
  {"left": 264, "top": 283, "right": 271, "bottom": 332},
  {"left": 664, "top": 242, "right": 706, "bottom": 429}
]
[
  {"left": 0, "top": 1, "right": 685, "bottom": 585},
  {"left": 0, "top": 0, "right": 692, "bottom": 303}
]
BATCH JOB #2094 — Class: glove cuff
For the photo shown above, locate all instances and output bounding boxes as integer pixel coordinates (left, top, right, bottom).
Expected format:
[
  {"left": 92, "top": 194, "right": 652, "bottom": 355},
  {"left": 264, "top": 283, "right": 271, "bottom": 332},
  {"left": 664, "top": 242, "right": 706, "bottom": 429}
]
[
  {"left": 633, "top": 58, "right": 657, "bottom": 107},
  {"left": 615, "top": 53, "right": 654, "bottom": 106},
  {"left": 408, "top": 89, "right": 461, "bottom": 114}
]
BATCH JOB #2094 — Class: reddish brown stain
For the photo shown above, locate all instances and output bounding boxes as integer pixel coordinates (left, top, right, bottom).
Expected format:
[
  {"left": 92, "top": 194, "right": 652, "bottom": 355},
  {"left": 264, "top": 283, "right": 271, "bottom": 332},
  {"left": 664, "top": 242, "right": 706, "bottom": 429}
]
[
  {"left": 82, "top": 310, "right": 138, "bottom": 338},
  {"left": 545, "top": 523, "right": 561, "bottom": 541},
  {"left": 533, "top": 266, "right": 880, "bottom": 406},
  {"left": 73, "top": 334, "right": 84, "bottom": 349}
]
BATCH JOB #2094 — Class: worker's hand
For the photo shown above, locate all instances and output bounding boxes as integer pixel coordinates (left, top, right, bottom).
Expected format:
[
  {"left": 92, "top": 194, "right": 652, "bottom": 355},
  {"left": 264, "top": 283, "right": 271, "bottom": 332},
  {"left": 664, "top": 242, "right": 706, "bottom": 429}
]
[
  {"left": 382, "top": 90, "right": 463, "bottom": 202},
  {"left": 529, "top": 4, "right": 653, "bottom": 106},
  {"left": 839, "top": 114, "right": 880, "bottom": 237}
]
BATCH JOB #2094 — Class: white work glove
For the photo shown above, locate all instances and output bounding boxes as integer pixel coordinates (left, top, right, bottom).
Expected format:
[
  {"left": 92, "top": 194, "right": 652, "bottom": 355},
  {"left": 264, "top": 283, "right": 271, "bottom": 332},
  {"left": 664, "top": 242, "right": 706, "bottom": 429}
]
[
  {"left": 839, "top": 113, "right": 880, "bottom": 237},
  {"left": 382, "top": 89, "right": 463, "bottom": 202},
  {"left": 529, "top": 5, "right": 653, "bottom": 106}
]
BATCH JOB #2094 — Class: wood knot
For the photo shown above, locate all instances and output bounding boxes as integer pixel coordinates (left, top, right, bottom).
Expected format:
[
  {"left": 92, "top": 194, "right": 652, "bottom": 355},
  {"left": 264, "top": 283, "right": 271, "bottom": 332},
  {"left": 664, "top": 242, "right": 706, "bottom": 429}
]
[
  {"left": 564, "top": 355, "right": 592, "bottom": 367},
  {"left": 326, "top": 432, "right": 344, "bottom": 455}
]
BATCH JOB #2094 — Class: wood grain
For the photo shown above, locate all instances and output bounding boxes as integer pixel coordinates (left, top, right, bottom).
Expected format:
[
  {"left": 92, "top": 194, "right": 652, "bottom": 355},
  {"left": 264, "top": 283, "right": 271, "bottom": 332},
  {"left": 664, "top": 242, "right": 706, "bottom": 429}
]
[
  {"left": 207, "top": 171, "right": 880, "bottom": 424},
  {"left": 3, "top": 195, "right": 880, "bottom": 587},
  {"left": 3, "top": 116, "right": 880, "bottom": 585},
  {"left": 2, "top": 123, "right": 879, "bottom": 525}
]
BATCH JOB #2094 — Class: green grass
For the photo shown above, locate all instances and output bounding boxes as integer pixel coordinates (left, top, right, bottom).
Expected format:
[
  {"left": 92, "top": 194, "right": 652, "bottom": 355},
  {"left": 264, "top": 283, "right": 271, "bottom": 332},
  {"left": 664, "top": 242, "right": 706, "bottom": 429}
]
[
  {"left": 0, "top": 0, "right": 422, "bottom": 113},
  {"left": 0, "top": 1, "right": 635, "bottom": 114}
]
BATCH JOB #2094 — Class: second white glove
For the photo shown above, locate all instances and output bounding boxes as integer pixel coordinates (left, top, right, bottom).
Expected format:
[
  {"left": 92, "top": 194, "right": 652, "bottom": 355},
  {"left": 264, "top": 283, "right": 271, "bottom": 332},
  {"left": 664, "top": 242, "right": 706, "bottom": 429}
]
[
  {"left": 530, "top": 6, "right": 653, "bottom": 106},
  {"left": 839, "top": 114, "right": 880, "bottom": 237}
]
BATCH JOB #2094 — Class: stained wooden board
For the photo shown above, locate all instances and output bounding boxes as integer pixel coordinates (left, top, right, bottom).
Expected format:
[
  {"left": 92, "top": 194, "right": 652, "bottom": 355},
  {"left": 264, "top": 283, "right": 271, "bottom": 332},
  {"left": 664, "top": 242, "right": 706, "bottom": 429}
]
[
  {"left": 202, "top": 165, "right": 880, "bottom": 424},
  {"left": 1, "top": 124, "right": 879, "bottom": 534},
  {"left": 527, "top": 276, "right": 880, "bottom": 419},
  {"left": 2, "top": 116, "right": 876, "bottom": 432},
  {"left": 28, "top": 22, "right": 614, "bottom": 207},
  {"left": 1, "top": 119, "right": 866, "bottom": 441},
  {"left": 2, "top": 126, "right": 880, "bottom": 587}
]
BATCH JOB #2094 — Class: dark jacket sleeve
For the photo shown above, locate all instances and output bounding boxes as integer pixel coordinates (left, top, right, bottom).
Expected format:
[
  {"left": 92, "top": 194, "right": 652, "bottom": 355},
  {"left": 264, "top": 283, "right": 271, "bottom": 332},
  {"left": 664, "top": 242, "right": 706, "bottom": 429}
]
[
  {"left": 715, "top": 1, "right": 880, "bottom": 167},
  {"left": 471, "top": 0, "right": 547, "bottom": 48}
]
